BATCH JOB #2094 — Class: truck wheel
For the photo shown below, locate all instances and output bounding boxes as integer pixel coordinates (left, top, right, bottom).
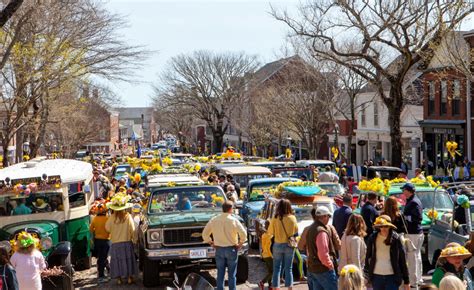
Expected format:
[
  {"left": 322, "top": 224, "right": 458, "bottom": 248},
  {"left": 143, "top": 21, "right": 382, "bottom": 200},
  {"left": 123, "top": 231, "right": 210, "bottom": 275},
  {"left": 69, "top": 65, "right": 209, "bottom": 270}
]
[
  {"left": 431, "top": 250, "right": 441, "bottom": 268},
  {"left": 236, "top": 254, "right": 249, "bottom": 284},
  {"left": 142, "top": 257, "right": 160, "bottom": 287},
  {"left": 138, "top": 247, "right": 145, "bottom": 271}
]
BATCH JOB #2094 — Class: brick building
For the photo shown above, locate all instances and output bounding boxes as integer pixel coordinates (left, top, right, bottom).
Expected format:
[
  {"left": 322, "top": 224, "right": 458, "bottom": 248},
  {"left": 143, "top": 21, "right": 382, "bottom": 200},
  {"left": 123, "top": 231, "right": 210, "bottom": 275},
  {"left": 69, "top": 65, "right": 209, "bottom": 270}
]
[{"left": 419, "top": 31, "right": 474, "bottom": 168}]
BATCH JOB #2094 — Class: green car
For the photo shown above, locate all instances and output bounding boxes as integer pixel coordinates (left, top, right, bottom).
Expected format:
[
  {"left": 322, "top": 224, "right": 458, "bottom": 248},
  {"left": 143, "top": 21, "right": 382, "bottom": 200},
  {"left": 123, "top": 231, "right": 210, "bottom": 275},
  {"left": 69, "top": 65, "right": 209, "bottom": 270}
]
[
  {"left": 355, "top": 183, "right": 453, "bottom": 261},
  {"left": 0, "top": 158, "right": 95, "bottom": 290},
  {"left": 138, "top": 185, "right": 249, "bottom": 288}
]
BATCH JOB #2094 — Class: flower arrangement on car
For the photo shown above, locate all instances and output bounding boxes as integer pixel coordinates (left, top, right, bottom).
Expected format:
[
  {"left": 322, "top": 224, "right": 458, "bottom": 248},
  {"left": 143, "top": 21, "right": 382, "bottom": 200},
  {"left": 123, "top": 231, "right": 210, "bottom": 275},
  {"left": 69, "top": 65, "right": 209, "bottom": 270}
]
[
  {"left": 358, "top": 178, "right": 385, "bottom": 194},
  {"left": 427, "top": 209, "right": 438, "bottom": 220}
]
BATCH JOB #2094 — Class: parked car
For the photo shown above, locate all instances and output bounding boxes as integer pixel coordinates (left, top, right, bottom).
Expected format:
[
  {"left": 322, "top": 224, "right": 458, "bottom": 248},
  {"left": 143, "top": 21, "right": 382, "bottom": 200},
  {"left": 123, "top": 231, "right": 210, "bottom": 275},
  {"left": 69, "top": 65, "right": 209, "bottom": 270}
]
[
  {"left": 138, "top": 185, "right": 249, "bottom": 287},
  {"left": 316, "top": 182, "right": 346, "bottom": 207},
  {"left": 427, "top": 182, "right": 474, "bottom": 266},
  {"left": 295, "top": 160, "right": 336, "bottom": 173},
  {"left": 255, "top": 194, "right": 337, "bottom": 256},
  {"left": 241, "top": 177, "right": 299, "bottom": 248},
  {"left": 218, "top": 166, "right": 272, "bottom": 198},
  {"left": 365, "top": 166, "right": 403, "bottom": 180},
  {"left": 355, "top": 183, "right": 453, "bottom": 262},
  {"left": 248, "top": 161, "right": 296, "bottom": 170},
  {"left": 272, "top": 166, "right": 314, "bottom": 181}
]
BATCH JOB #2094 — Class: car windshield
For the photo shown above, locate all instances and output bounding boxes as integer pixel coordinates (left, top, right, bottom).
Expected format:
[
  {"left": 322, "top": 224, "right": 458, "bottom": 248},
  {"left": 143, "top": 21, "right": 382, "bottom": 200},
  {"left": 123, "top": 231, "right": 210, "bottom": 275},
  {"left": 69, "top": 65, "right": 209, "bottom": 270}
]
[
  {"left": 148, "top": 187, "right": 225, "bottom": 214},
  {"left": 274, "top": 169, "right": 312, "bottom": 180},
  {"left": 233, "top": 174, "right": 270, "bottom": 188},
  {"left": 248, "top": 182, "right": 281, "bottom": 202},
  {"left": 314, "top": 164, "right": 336, "bottom": 172},
  {"left": 392, "top": 190, "right": 453, "bottom": 211},
  {"left": 0, "top": 192, "right": 64, "bottom": 216},
  {"left": 318, "top": 184, "right": 344, "bottom": 196}
]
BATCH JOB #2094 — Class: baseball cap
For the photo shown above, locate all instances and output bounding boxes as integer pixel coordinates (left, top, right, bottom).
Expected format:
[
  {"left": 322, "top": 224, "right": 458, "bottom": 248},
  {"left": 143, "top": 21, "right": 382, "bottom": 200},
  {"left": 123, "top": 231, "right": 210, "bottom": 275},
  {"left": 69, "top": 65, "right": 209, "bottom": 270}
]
[
  {"left": 315, "top": 206, "right": 331, "bottom": 217},
  {"left": 400, "top": 182, "right": 415, "bottom": 192}
]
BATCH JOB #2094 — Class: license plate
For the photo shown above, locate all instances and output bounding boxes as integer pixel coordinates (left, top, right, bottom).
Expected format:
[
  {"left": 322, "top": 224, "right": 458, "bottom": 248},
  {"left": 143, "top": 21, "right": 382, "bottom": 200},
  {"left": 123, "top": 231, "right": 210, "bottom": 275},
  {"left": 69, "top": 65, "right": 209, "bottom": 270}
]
[{"left": 189, "top": 249, "right": 207, "bottom": 259}]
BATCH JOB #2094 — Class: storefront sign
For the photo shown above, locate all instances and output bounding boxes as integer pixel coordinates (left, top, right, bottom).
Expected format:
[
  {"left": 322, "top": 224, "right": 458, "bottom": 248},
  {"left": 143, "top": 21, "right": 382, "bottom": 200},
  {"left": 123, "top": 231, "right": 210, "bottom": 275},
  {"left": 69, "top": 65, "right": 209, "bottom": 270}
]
[
  {"left": 357, "top": 140, "right": 367, "bottom": 146},
  {"left": 433, "top": 128, "right": 455, "bottom": 134}
]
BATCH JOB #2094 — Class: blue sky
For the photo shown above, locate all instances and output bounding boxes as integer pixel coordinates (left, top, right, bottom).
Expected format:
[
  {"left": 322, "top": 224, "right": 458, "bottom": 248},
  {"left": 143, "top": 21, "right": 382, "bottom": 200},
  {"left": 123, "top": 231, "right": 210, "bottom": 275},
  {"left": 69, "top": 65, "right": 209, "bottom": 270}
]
[{"left": 104, "top": 0, "right": 298, "bottom": 107}]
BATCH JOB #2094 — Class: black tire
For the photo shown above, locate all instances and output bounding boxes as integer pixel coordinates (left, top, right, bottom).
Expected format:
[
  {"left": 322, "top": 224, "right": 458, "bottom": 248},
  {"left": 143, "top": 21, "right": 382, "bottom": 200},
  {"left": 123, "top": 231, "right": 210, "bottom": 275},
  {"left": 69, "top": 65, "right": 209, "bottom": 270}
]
[
  {"left": 431, "top": 250, "right": 441, "bottom": 268},
  {"left": 142, "top": 257, "right": 160, "bottom": 287},
  {"left": 236, "top": 254, "right": 249, "bottom": 284}
]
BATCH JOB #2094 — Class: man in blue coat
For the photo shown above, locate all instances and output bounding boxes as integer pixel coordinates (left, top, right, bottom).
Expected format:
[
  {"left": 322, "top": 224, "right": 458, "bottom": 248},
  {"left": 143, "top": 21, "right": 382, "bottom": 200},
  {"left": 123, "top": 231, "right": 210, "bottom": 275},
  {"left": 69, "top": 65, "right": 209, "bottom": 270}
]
[{"left": 332, "top": 194, "right": 353, "bottom": 238}]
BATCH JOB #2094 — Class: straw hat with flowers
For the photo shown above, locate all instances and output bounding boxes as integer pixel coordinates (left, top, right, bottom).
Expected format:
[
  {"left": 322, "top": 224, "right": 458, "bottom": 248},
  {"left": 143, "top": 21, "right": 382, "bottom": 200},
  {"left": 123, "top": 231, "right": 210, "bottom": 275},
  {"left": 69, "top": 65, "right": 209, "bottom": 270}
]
[
  {"left": 90, "top": 198, "right": 108, "bottom": 215},
  {"left": 440, "top": 242, "right": 472, "bottom": 259},
  {"left": 373, "top": 215, "right": 397, "bottom": 230},
  {"left": 33, "top": 198, "right": 47, "bottom": 209},
  {"left": 107, "top": 192, "right": 132, "bottom": 211}
]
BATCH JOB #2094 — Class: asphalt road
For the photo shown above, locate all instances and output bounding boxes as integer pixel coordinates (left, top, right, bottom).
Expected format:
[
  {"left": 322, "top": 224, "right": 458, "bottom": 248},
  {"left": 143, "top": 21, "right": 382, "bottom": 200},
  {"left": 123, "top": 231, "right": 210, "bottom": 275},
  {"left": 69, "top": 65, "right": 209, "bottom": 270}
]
[{"left": 73, "top": 250, "right": 433, "bottom": 289}]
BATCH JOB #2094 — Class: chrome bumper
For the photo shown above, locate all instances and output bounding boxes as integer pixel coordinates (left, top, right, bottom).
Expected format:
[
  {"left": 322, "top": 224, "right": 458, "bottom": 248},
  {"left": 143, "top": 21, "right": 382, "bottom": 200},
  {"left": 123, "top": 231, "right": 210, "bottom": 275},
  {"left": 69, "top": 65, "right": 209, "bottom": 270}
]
[{"left": 145, "top": 243, "right": 249, "bottom": 260}]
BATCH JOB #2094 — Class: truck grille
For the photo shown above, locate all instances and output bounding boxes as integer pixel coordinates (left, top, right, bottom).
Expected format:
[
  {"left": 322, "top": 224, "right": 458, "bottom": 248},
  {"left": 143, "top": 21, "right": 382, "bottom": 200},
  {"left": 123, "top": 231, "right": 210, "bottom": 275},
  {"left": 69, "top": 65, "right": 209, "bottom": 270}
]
[{"left": 163, "top": 227, "right": 205, "bottom": 246}]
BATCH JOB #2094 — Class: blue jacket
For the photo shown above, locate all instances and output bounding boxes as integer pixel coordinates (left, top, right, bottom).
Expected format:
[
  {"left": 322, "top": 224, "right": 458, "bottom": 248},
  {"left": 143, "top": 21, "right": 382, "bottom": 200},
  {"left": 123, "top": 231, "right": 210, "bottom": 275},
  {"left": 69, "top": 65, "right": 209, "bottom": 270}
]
[
  {"left": 332, "top": 205, "right": 352, "bottom": 238},
  {"left": 403, "top": 194, "right": 423, "bottom": 234},
  {"left": 361, "top": 201, "right": 379, "bottom": 237}
]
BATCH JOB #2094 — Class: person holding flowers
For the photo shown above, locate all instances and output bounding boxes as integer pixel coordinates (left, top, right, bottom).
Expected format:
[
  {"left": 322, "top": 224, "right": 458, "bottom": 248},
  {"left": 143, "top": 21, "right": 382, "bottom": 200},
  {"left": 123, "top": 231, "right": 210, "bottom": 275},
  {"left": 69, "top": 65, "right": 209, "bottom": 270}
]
[
  {"left": 10, "top": 232, "right": 46, "bottom": 290},
  {"left": 364, "top": 215, "right": 410, "bottom": 290},
  {"left": 432, "top": 242, "right": 473, "bottom": 289},
  {"left": 105, "top": 192, "right": 138, "bottom": 285}
]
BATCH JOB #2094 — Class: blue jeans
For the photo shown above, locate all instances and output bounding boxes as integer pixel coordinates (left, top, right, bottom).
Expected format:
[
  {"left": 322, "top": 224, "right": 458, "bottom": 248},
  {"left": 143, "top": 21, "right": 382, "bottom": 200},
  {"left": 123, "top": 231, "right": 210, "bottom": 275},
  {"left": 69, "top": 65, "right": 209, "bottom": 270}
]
[
  {"left": 215, "top": 246, "right": 238, "bottom": 290},
  {"left": 272, "top": 243, "right": 295, "bottom": 287},
  {"left": 372, "top": 274, "right": 400, "bottom": 290},
  {"left": 308, "top": 270, "right": 337, "bottom": 290}
]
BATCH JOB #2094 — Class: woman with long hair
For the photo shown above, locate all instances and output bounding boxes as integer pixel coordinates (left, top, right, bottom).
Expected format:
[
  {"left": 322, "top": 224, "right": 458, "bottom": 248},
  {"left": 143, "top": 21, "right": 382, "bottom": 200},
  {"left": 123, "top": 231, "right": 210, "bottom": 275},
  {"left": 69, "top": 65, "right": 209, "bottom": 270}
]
[
  {"left": 267, "top": 199, "right": 298, "bottom": 290},
  {"left": 364, "top": 215, "right": 410, "bottom": 290},
  {"left": 105, "top": 193, "right": 138, "bottom": 285},
  {"left": 382, "top": 197, "right": 407, "bottom": 233},
  {"left": 338, "top": 214, "right": 367, "bottom": 272}
]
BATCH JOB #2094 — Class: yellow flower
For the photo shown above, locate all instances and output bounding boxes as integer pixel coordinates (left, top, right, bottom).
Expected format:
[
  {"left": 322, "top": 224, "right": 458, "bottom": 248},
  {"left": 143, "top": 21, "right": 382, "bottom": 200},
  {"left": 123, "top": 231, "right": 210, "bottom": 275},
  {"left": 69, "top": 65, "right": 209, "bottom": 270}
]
[{"left": 427, "top": 209, "right": 438, "bottom": 220}]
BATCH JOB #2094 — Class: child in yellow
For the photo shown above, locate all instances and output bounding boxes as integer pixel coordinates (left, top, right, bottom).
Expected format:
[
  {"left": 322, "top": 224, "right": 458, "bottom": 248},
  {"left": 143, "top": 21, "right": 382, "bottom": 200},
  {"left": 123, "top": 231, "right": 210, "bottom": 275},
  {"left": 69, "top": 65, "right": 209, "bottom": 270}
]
[
  {"left": 259, "top": 224, "right": 273, "bottom": 290},
  {"left": 90, "top": 202, "right": 110, "bottom": 283}
]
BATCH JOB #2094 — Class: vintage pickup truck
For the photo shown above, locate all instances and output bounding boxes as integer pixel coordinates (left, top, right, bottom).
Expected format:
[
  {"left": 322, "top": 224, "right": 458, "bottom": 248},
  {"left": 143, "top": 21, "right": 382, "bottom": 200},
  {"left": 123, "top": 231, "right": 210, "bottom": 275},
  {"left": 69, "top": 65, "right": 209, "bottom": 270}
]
[{"left": 138, "top": 184, "right": 249, "bottom": 287}]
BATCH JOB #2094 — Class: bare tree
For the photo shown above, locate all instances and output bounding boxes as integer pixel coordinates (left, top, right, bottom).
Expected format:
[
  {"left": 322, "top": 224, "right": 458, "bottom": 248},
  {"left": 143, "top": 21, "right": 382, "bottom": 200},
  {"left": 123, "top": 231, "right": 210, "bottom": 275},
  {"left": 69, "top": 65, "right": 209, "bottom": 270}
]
[
  {"left": 157, "top": 50, "right": 258, "bottom": 153},
  {"left": 0, "top": 0, "right": 23, "bottom": 27},
  {"left": 273, "top": 0, "right": 473, "bottom": 166},
  {"left": 0, "top": 0, "right": 146, "bottom": 164}
]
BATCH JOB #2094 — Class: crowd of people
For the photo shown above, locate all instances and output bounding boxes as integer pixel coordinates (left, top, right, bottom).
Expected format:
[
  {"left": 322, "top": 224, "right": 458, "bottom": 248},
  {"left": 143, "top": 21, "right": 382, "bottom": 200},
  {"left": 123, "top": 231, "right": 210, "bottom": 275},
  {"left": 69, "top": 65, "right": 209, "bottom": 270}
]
[{"left": 202, "top": 180, "right": 474, "bottom": 290}]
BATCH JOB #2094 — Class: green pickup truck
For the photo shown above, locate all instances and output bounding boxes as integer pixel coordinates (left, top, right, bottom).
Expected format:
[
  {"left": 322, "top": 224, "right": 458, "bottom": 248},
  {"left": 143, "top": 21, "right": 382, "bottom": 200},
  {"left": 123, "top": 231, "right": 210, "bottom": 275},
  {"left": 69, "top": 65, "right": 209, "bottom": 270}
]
[{"left": 138, "top": 185, "right": 249, "bottom": 287}]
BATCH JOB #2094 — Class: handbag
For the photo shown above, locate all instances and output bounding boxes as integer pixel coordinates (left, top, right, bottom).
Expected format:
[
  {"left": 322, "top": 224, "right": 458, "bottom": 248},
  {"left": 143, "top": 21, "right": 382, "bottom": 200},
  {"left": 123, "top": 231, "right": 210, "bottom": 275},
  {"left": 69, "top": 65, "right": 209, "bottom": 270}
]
[
  {"left": 280, "top": 218, "right": 297, "bottom": 248},
  {"left": 399, "top": 214, "right": 417, "bottom": 252}
]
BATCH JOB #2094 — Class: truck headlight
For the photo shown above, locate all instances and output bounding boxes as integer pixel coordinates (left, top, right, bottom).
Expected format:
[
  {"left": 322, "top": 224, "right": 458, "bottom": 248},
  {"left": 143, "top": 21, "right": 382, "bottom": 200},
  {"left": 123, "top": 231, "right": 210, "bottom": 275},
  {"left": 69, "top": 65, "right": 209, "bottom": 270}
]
[
  {"left": 41, "top": 237, "right": 53, "bottom": 250},
  {"left": 148, "top": 229, "right": 163, "bottom": 243}
]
